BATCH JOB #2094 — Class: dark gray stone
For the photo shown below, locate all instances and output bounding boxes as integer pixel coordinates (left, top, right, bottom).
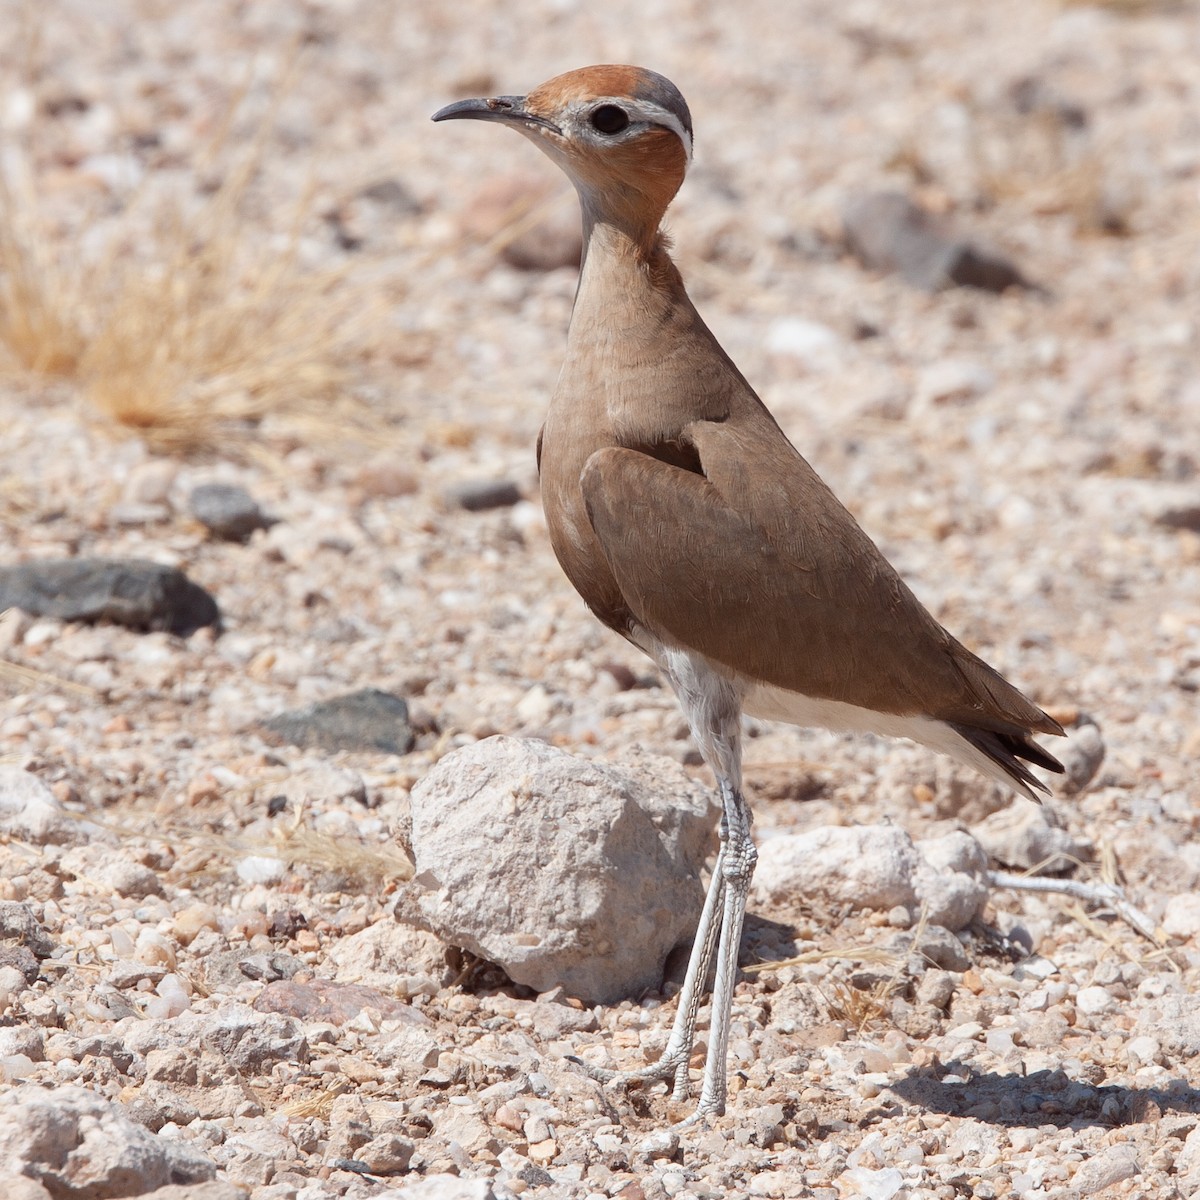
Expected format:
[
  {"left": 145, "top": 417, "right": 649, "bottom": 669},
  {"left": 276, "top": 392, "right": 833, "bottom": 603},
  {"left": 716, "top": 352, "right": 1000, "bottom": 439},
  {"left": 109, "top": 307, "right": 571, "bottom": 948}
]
[
  {"left": 237, "top": 952, "right": 306, "bottom": 983},
  {"left": 199, "top": 1008, "right": 308, "bottom": 1071},
  {"left": 1157, "top": 503, "right": 1200, "bottom": 533},
  {"left": 125, "top": 1085, "right": 201, "bottom": 1132},
  {"left": 357, "top": 177, "right": 422, "bottom": 214},
  {"left": 0, "top": 902, "right": 55, "bottom": 959},
  {"left": 0, "top": 943, "right": 41, "bottom": 983},
  {"left": 444, "top": 479, "right": 523, "bottom": 512},
  {"left": 843, "top": 191, "right": 1033, "bottom": 293},
  {"left": 188, "top": 483, "right": 271, "bottom": 542},
  {"left": 197, "top": 949, "right": 303, "bottom": 992},
  {"left": 260, "top": 688, "right": 415, "bottom": 755},
  {"left": 0, "top": 558, "right": 219, "bottom": 635}
]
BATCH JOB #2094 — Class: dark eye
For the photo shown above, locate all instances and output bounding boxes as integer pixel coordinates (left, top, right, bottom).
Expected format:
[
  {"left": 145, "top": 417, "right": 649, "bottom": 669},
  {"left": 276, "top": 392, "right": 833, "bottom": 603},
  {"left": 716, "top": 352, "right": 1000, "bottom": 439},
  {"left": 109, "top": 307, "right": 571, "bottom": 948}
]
[{"left": 589, "top": 104, "right": 630, "bottom": 135}]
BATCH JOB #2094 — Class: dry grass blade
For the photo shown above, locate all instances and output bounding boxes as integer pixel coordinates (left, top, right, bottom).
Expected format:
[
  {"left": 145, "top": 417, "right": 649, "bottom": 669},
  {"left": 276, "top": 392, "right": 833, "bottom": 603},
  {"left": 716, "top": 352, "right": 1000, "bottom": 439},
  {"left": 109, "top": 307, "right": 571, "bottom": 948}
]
[
  {"left": 0, "top": 655, "right": 102, "bottom": 699},
  {"left": 282, "top": 1079, "right": 351, "bottom": 1119},
  {"left": 1062, "top": 901, "right": 1177, "bottom": 972},
  {"left": 268, "top": 818, "right": 414, "bottom": 886},
  {"left": 968, "top": 105, "right": 1134, "bottom": 236},
  {"left": 67, "top": 807, "right": 413, "bottom": 889},
  {"left": 473, "top": 187, "right": 572, "bottom": 262},
  {"left": 76, "top": 148, "right": 375, "bottom": 457},
  {"left": 1059, "top": 0, "right": 1170, "bottom": 10},
  {"left": 744, "top": 941, "right": 903, "bottom": 975}
]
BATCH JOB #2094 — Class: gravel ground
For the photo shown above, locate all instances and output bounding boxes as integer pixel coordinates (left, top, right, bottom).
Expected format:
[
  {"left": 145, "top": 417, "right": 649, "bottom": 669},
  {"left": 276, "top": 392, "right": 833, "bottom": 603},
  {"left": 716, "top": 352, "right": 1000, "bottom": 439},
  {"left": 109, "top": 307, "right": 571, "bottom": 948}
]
[{"left": 1, "top": 2, "right": 1199, "bottom": 1198}]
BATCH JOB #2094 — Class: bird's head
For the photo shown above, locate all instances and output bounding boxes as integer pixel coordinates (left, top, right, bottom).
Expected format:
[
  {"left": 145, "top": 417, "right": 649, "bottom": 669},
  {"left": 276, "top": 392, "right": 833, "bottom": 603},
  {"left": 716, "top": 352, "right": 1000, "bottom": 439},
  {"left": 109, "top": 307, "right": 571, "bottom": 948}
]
[{"left": 433, "top": 65, "right": 693, "bottom": 241}]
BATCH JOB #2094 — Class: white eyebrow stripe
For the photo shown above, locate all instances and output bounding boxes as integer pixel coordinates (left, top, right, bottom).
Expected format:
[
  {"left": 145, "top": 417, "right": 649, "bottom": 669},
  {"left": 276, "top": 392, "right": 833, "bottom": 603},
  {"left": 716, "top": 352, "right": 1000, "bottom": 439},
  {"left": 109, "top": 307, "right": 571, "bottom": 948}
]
[{"left": 624, "top": 98, "right": 693, "bottom": 163}]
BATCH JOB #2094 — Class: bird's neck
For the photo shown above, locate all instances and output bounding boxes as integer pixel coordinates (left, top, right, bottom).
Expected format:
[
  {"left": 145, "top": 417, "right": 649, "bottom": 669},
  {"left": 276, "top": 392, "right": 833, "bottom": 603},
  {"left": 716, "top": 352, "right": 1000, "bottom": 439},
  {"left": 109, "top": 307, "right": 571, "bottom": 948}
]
[
  {"left": 574, "top": 206, "right": 682, "bottom": 322},
  {"left": 558, "top": 205, "right": 736, "bottom": 443},
  {"left": 578, "top": 182, "right": 675, "bottom": 266}
]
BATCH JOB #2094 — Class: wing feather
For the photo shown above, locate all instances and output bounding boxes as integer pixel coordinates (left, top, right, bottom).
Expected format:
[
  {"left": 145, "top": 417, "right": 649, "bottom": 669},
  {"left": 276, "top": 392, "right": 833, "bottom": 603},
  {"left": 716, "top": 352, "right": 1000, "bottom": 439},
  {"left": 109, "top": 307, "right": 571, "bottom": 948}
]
[{"left": 580, "top": 418, "right": 1062, "bottom": 747}]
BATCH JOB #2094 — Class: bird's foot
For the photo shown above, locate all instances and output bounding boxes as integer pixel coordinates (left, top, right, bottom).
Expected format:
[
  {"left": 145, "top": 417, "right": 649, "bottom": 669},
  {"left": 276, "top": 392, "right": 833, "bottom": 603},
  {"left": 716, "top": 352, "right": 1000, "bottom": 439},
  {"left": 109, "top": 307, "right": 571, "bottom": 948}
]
[
  {"left": 671, "top": 1100, "right": 723, "bottom": 1129},
  {"left": 566, "top": 1051, "right": 690, "bottom": 1098},
  {"left": 567, "top": 1053, "right": 729, "bottom": 1129}
]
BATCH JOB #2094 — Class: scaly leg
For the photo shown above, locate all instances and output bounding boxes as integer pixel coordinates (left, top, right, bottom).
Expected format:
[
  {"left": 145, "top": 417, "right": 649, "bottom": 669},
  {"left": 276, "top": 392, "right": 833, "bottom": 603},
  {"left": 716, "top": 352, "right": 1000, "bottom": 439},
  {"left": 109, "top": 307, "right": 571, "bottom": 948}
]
[
  {"left": 575, "top": 821, "right": 727, "bottom": 1098},
  {"left": 688, "top": 777, "right": 756, "bottom": 1120},
  {"left": 573, "top": 642, "right": 753, "bottom": 1122}
]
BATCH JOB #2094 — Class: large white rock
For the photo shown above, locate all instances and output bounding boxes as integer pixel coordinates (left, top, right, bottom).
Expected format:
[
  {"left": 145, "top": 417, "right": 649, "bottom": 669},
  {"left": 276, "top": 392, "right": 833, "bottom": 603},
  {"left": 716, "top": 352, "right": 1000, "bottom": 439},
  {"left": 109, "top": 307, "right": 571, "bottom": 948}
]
[
  {"left": 754, "top": 824, "right": 989, "bottom": 931},
  {"left": 407, "top": 736, "right": 716, "bottom": 1004},
  {"left": 914, "top": 830, "right": 990, "bottom": 930},
  {"left": 0, "top": 1084, "right": 216, "bottom": 1197},
  {"left": 753, "top": 824, "right": 921, "bottom": 912}
]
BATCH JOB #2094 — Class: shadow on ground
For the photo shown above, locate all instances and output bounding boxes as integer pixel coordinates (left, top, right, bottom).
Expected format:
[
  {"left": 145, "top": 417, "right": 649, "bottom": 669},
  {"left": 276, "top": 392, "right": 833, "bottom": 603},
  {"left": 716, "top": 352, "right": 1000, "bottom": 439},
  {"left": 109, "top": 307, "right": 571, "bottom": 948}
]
[{"left": 890, "top": 1062, "right": 1200, "bottom": 1129}]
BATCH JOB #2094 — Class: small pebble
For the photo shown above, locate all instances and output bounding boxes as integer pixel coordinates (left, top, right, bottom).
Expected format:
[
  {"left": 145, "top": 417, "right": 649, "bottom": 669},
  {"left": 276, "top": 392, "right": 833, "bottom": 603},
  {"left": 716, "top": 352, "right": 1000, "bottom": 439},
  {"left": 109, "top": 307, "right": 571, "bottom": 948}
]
[
  {"left": 1126, "top": 1035, "right": 1159, "bottom": 1064},
  {"left": 916, "top": 969, "right": 957, "bottom": 1010},
  {"left": 122, "top": 459, "right": 177, "bottom": 506},
  {"left": 638, "top": 1130, "right": 680, "bottom": 1158},
  {"left": 528, "top": 1137, "right": 557, "bottom": 1163},
  {"left": 235, "top": 856, "right": 289, "bottom": 885},
  {"left": 444, "top": 478, "right": 523, "bottom": 512},
  {"left": 0, "top": 966, "right": 28, "bottom": 1008},
  {"left": 1075, "top": 985, "right": 1116, "bottom": 1016},
  {"left": 189, "top": 482, "right": 271, "bottom": 541},
  {"left": 0, "top": 1054, "right": 37, "bottom": 1081},
  {"left": 765, "top": 316, "right": 840, "bottom": 365},
  {"left": 1162, "top": 892, "right": 1200, "bottom": 940},
  {"left": 172, "top": 904, "right": 220, "bottom": 945},
  {"left": 523, "top": 1115, "right": 550, "bottom": 1144}
]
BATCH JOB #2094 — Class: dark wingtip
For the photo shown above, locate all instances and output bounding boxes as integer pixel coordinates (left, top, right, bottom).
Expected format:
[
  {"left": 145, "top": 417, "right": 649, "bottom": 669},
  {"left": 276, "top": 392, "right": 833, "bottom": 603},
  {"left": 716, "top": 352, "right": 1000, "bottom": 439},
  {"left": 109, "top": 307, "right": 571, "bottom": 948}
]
[
  {"left": 950, "top": 722, "right": 1065, "bottom": 796},
  {"left": 1036, "top": 710, "right": 1067, "bottom": 739}
]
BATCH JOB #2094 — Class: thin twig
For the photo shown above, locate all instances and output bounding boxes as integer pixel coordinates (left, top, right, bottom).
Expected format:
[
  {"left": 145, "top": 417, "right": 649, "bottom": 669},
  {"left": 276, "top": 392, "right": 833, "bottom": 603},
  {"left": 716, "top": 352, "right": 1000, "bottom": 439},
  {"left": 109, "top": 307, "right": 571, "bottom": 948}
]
[{"left": 989, "top": 870, "right": 1161, "bottom": 946}]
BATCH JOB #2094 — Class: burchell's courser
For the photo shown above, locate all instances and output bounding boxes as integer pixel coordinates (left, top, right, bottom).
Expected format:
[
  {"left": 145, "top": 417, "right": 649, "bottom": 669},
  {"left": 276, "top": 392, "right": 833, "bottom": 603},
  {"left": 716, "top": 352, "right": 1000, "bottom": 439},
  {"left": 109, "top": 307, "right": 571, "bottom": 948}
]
[{"left": 434, "top": 65, "right": 1064, "bottom": 1123}]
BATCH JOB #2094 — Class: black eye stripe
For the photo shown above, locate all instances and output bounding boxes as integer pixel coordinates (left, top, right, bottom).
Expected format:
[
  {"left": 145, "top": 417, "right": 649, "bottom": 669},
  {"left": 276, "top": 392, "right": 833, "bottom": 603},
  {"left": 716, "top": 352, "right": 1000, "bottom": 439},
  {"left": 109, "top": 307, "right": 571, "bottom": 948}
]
[{"left": 589, "top": 104, "right": 630, "bottom": 135}]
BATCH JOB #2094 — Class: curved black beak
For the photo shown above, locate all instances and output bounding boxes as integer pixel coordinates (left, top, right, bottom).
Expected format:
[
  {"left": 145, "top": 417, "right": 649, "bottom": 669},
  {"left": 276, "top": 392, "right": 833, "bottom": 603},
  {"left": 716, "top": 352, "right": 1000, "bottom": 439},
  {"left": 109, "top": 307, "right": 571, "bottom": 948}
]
[{"left": 431, "top": 95, "right": 560, "bottom": 135}]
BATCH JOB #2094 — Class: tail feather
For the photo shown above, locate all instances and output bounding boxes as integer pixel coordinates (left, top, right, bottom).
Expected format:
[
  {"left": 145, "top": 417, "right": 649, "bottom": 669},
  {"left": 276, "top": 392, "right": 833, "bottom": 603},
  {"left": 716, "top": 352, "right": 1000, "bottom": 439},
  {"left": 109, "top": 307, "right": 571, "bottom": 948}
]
[{"left": 949, "top": 723, "right": 1064, "bottom": 797}]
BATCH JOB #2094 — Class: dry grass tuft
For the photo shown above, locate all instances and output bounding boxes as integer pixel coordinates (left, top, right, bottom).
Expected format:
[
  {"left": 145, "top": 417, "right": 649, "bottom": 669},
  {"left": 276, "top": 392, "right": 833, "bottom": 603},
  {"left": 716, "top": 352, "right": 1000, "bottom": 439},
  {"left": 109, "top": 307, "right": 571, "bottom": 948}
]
[
  {"left": 1059, "top": 0, "right": 1172, "bottom": 10},
  {"left": 0, "top": 173, "right": 89, "bottom": 376},
  {"left": 820, "top": 976, "right": 899, "bottom": 1032},
  {"left": 970, "top": 107, "right": 1136, "bottom": 236},
  {"left": 267, "top": 817, "right": 415, "bottom": 887},
  {"left": 0, "top": 651, "right": 103, "bottom": 699},
  {"left": 76, "top": 806, "right": 413, "bottom": 891},
  {"left": 0, "top": 64, "right": 387, "bottom": 458}
]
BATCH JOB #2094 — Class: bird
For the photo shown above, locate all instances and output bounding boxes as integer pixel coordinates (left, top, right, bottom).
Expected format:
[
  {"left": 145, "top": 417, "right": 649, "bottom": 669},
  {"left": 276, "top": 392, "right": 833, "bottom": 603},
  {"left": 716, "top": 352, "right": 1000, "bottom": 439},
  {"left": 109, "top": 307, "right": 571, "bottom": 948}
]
[{"left": 432, "top": 65, "right": 1064, "bottom": 1123}]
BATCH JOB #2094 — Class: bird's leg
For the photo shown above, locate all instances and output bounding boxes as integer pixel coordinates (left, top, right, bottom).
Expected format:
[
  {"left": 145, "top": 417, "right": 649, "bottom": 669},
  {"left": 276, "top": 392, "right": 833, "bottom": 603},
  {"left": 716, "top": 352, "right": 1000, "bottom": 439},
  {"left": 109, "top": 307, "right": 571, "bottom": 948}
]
[
  {"left": 687, "top": 776, "right": 756, "bottom": 1121},
  {"left": 574, "top": 646, "right": 751, "bottom": 1120},
  {"left": 657, "top": 822, "right": 727, "bottom": 1099},
  {"left": 574, "top": 829, "right": 727, "bottom": 1096}
]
